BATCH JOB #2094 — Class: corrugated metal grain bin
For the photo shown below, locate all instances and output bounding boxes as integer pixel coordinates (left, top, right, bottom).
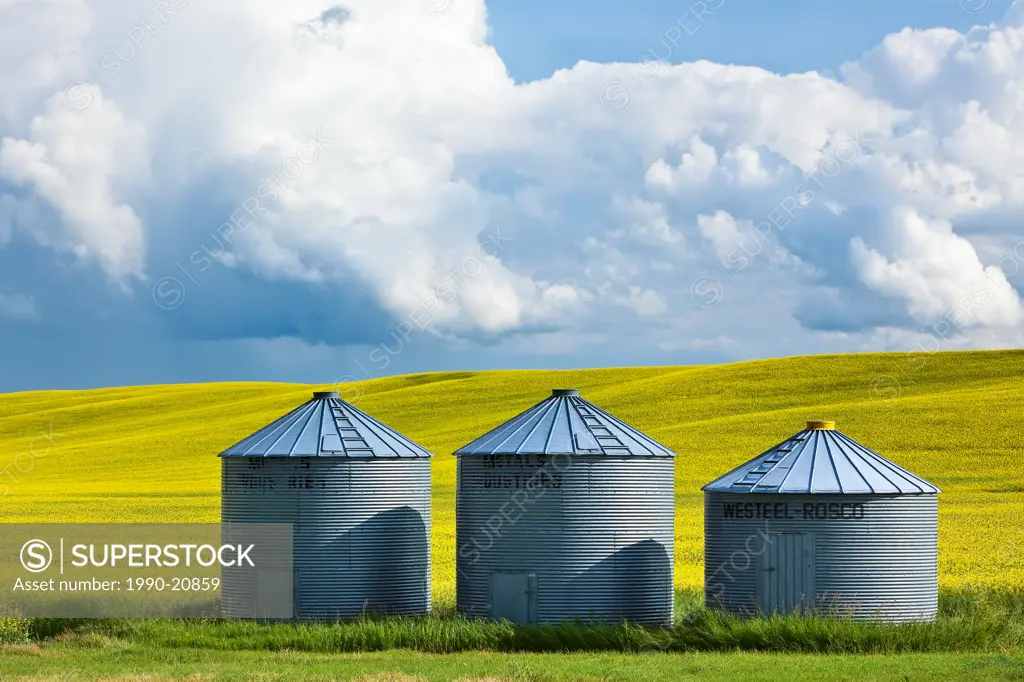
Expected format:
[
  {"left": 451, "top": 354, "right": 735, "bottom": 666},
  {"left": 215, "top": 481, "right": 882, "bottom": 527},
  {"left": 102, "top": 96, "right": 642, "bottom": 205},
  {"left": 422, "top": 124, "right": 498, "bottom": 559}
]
[
  {"left": 455, "top": 389, "right": 676, "bottom": 626},
  {"left": 220, "top": 391, "right": 433, "bottom": 619},
  {"left": 703, "top": 420, "right": 940, "bottom": 622}
]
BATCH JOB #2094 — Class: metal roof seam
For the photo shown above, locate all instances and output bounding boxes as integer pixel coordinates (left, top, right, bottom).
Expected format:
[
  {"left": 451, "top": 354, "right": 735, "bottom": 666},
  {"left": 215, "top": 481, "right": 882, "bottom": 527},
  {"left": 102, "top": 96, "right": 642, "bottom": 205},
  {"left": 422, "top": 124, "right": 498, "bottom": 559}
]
[
  {"left": 343, "top": 401, "right": 423, "bottom": 458},
  {"left": 543, "top": 397, "right": 565, "bottom": 453},
  {"left": 491, "top": 399, "right": 551, "bottom": 454},
  {"left": 832, "top": 431, "right": 905, "bottom": 491},
  {"left": 315, "top": 398, "right": 328, "bottom": 455},
  {"left": 288, "top": 401, "right": 321, "bottom": 457},
  {"left": 754, "top": 436, "right": 804, "bottom": 492},
  {"left": 774, "top": 433, "right": 810, "bottom": 493},
  {"left": 579, "top": 401, "right": 675, "bottom": 457},
  {"left": 802, "top": 430, "right": 819, "bottom": 493},
  {"left": 355, "top": 402, "right": 433, "bottom": 457},
  {"left": 571, "top": 398, "right": 602, "bottom": 454},
  {"left": 236, "top": 402, "right": 308, "bottom": 456},
  {"left": 567, "top": 397, "right": 603, "bottom": 454},
  {"left": 515, "top": 397, "right": 558, "bottom": 454},
  {"left": 701, "top": 435, "right": 795, "bottom": 491},
  {"left": 833, "top": 433, "right": 876, "bottom": 493},
  {"left": 340, "top": 402, "right": 381, "bottom": 457},
  {"left": 593, "top": 409, "right": 646, "bottom": 456},
  {"left": 462, "top": 402, "right": 537, "bottom": 453},
  {"left": 857, "top": 434, "right": 936, "bottom": 493},
  {"left": 821, "top": 432, "right": 844, "bottom": 494},
  {"left": 261, "top": 402, "right": 314, "bottom": 457},
  {"left": 836, "top": 432, "right": 928, "bottom": 493}
]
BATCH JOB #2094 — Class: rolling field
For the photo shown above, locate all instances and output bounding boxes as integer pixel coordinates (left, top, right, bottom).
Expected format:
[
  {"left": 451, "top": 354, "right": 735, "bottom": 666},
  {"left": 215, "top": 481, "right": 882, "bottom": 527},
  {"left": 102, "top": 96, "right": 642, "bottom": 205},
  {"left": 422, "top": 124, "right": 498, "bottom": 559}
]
[{"left": 0, "top": 350, "right": 1022, "bottom": 599}]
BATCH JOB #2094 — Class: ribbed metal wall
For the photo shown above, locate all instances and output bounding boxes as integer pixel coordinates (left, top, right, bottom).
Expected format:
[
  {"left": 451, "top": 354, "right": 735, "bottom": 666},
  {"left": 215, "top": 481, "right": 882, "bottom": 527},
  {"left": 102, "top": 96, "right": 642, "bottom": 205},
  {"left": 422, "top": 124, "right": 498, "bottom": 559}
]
[
  {"left": 704, "top": 493, "right": 938, "bottom": 622},
  {"left": 222, "top": 457, "right": 431, "bottom": 619},
  {"left": 456, "top": 455, "right": 675, "bottom": 625}
]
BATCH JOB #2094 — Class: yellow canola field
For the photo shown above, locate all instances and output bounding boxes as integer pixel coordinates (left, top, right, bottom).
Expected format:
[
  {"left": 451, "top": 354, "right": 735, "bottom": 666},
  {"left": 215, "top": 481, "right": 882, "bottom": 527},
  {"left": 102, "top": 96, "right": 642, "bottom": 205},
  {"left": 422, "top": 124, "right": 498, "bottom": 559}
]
[{"left": 1, "top": 350, "right": 1021, "bottom": 598}]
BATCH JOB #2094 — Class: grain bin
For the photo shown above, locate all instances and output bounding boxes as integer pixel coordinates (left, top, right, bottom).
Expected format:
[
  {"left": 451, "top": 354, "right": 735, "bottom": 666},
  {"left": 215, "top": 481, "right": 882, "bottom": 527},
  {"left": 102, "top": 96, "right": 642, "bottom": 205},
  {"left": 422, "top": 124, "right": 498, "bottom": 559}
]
[
  {"left": 455, "top": 389, "right": 676, "bottom": 625},
  {"left": 220, "top": 391, "right": 433, "bottom": 619},
  {"left": 703, "top": 420, "right": 940, "bottom": 622}
]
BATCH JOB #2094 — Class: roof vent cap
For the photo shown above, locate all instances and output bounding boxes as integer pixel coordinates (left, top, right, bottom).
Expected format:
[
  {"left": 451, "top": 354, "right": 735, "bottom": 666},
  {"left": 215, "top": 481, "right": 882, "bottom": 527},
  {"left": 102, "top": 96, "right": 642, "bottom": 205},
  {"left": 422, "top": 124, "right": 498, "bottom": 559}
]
[
  {"left": 552, "top": 388, "right": 580, "bottom": 397},
  {"left": 313, "top": 391, "right": 340, "bottom": 399}
]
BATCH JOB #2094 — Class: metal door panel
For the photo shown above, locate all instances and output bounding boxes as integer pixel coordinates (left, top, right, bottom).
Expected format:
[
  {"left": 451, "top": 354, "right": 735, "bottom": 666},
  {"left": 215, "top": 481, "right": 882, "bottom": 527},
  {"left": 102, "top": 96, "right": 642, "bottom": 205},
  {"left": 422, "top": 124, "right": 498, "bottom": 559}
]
[
  {"left": 490, "top": 572, "right": 536, "bottom": 624},
  {"left": 758, "top": 533, "right": 814, "bottom": 615}
]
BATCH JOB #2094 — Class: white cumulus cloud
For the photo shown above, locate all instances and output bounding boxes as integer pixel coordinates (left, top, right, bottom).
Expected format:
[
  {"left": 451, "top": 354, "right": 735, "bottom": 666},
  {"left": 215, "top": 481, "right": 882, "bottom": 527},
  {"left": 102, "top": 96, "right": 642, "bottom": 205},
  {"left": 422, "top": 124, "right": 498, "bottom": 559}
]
[
  {"left": 850, "top": 207, "right": 1024, "bottom": 329},
  {"left": 1, "top": 0, "right": 1023, "bottom": 360}
]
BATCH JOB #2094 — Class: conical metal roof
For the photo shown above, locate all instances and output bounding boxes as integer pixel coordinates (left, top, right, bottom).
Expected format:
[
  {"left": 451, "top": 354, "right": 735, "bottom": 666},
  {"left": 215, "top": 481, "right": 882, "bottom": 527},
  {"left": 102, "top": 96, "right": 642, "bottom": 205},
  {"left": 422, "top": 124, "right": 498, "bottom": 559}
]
[
  {"left": 702, "top": 421, "right": 939, "bottom": 495},
  {"left": 219, "top": 391, "right": 433, "bottom": 458},
  {"left": 454, "top": 389, "right": 675, "bottom": 457}
]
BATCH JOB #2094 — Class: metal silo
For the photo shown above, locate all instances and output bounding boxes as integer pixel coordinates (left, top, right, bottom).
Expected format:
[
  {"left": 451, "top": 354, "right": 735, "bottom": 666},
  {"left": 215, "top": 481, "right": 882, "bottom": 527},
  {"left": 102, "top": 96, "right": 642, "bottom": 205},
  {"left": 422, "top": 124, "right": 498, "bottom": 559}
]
[
  {"left": 220, "top": 391, "right": 433, "bottom": 619},
  {"left": 703, "top": 420, "right": 940, "bottom": 622},
  {"left": 455, "top": 388, "right": 676, "bottom": 626}
]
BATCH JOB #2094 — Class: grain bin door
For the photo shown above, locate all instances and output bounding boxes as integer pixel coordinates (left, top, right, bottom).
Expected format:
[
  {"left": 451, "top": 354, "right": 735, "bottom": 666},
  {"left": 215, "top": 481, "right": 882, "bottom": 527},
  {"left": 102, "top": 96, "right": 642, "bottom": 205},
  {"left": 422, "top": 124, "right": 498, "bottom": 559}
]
[
  {"left": 490, "top": 572, "right": 537, "bottom": 624},
  {"left": 758, "top": 533, "right": 815, "bottom": 615}
]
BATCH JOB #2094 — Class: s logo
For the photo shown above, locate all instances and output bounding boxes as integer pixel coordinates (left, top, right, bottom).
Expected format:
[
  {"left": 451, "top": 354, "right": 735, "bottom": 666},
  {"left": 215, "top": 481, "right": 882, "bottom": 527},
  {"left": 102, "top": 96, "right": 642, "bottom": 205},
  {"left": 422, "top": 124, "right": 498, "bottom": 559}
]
[{"left": 20, "top": 539, "right": 52, "bottom": 573}]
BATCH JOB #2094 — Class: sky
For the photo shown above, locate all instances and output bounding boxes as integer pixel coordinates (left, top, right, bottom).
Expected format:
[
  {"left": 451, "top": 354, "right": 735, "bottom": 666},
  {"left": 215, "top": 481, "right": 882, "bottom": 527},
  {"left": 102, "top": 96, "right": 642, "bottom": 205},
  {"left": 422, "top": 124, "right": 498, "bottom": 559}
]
[{"left": 1, "top": 0, "right": 1023, "bottom": 391}]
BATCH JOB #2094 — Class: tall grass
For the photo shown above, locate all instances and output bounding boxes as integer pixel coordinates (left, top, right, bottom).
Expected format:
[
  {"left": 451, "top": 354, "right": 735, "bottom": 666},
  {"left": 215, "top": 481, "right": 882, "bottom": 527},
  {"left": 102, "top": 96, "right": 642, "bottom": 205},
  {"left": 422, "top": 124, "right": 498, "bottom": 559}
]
[
  {"left": 0, "top": 618, "right": 28, "bottom": 644},
  {"left": 13, "top": 588, "right": 1023, "bottom": 655}
]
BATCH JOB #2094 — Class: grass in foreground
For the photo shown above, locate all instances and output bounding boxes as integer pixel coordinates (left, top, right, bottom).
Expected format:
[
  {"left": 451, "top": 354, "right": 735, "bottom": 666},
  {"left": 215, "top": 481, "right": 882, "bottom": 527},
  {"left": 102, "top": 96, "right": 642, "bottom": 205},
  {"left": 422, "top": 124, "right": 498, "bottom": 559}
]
[
  {"left": 5, "top": 589, "right": 1023, "bottom": 655},
  {"left": 2, "top": 647, "right": 1024, "bottom": 682},
  {"left": 1, "top": 590, "right": 1021, "bottom": 680}
]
